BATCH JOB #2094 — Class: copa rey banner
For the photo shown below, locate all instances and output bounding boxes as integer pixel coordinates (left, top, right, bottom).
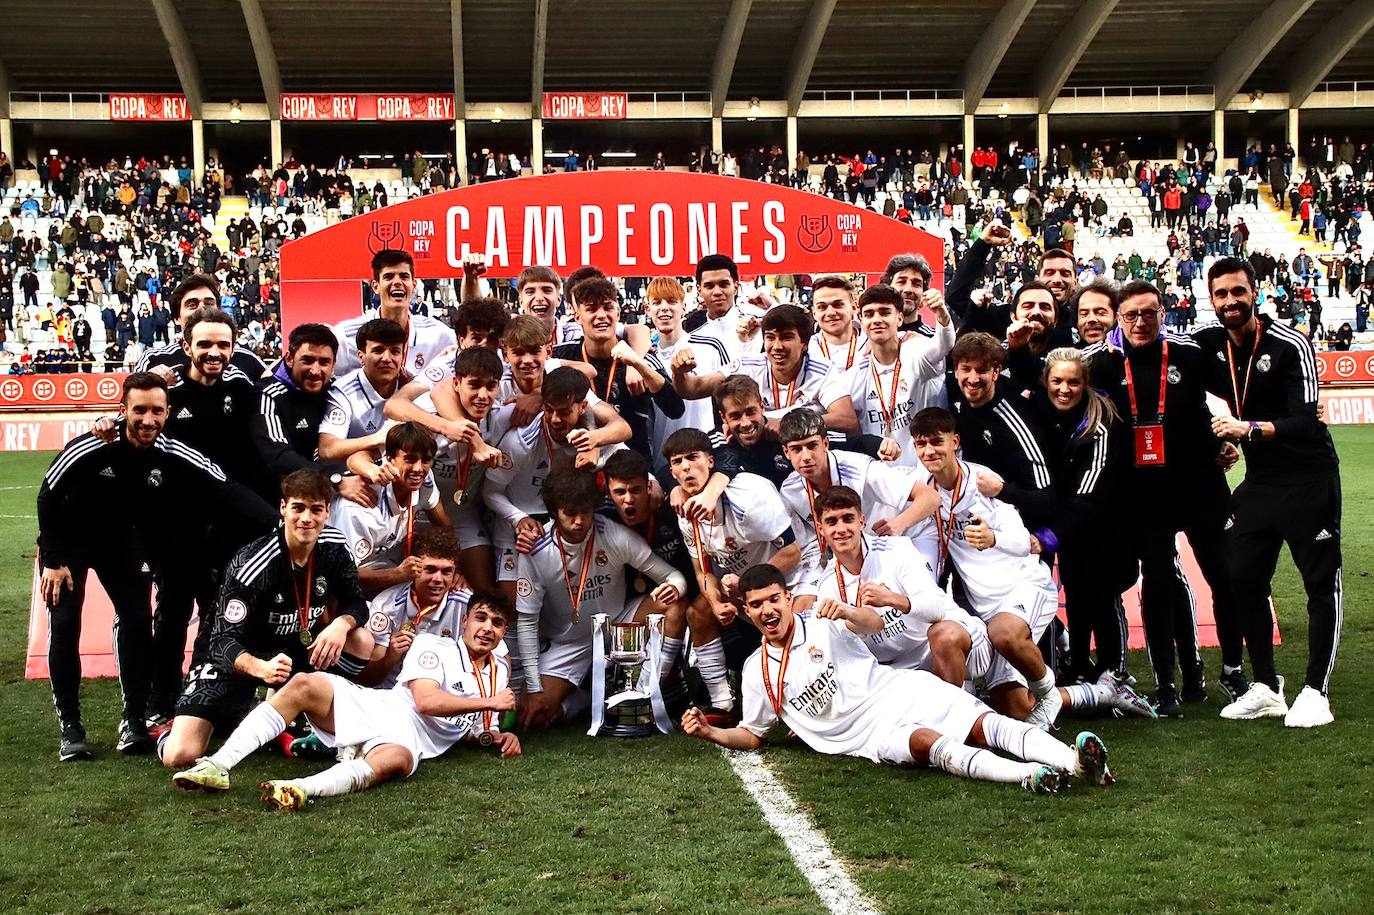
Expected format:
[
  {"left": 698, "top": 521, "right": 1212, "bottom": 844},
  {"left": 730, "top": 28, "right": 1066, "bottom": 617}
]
[{"left": 280, "top": 171, "right": 944, "bottom": 282}]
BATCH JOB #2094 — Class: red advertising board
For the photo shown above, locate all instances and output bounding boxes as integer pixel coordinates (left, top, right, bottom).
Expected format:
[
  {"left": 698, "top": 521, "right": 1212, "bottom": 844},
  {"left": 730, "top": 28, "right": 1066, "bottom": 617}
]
[
  {"left": 0, "top": 374, "right": 124, "bottom": 410},
  {"left": 541, "top": 92, "right": 628, "bottom": 120},
  {"left": 108, "top": 93, "right": 189, "bottom": 121},
  {"left": 1315, "top": 351, "right": 1374, "bottom": 386},
  {"left": 280, "top": 93, "right": 454, "bottom": 121},
  {"left": 279, "top": 171, "right": 945, "bottom": 330}
]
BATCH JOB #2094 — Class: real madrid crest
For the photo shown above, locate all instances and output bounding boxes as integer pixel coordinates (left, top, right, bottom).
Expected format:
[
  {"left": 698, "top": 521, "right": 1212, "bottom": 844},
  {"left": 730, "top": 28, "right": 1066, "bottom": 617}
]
[
  {"left": 223, "top": 394, "right": 234, "bottom": 414},
  {"left": 595, "top": 549, "right": 608, "bottom": 567},
  {"left": 1256, "top": 354, "right": 1272, "bottom": 373},
  {"left": 1167, "top": 365, "right": 1181, "bottom": 384},
  {"left": 808, "top": 646, "right": 824, "bottom": 663},
  {"left": 147, "top": 468, "right": 163, "bottom": 488},
  {"left": 414, "top": 352, "right": 426, "bottom": 368},
  {"left": 315, "top": 576, "right": 327, "bottom": 596},
  {"left": 983, "top": 429, "right": 994, "bottom": 445}
]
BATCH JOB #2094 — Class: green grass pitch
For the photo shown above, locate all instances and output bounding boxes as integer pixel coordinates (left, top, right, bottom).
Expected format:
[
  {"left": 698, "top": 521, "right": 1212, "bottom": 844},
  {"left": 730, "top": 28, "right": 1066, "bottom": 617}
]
[{"left": 1, "top": 432, "right": 1372, "bottom": 914}]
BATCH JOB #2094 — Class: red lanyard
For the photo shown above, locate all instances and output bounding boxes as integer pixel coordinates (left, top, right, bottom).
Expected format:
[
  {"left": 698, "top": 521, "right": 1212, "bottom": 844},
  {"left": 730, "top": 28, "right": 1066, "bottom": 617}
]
[
  {"left": 1225, "top": 330, "right": 1264, "bottom": 420},
  {"left": 760, "top": 619, "right": 796, "bottom": 719},
  {"left": 804, "top": 477, "right": 826, "bottom": 553},
  {"left": 1123, "top": 339, "right": 1169, "bottom": 421},
  {"left": 554, "top": 526, "right": 596, "bottom": 624},
  {"left": 582, "top": 342, "right": 618, "bottom": 401},
  {"left": 404, "top": 490, "right": 417, "bottom": 556},
  {"left": 820, "top": 334, "right": 857, "bottom": 370},
  {"left": 935, "top": 464, "right": 965, "bottom": 575},
  {"left": 834, "top": 547, "right": 864, "bottom": 605},
  {"left": 468, "top": 649, "right": 498, "bottom": 731},
  {"left": 870, "top": 356, "right": 903, "bottom": 433}
]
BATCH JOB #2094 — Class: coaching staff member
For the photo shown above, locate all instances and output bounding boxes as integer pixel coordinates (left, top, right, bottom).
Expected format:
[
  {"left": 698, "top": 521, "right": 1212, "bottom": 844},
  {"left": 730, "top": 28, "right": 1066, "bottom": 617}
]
[
  {"left": 37, "top": 373, "right": 277, "bottom": 761},
  {"left": 1195, "top": 257, "right": 1341, "bottom": 728}
]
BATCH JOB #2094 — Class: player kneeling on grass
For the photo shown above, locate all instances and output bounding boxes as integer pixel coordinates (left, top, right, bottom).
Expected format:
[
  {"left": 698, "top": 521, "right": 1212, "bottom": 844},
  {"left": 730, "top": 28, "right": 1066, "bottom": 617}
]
[
  {"left": 174, "top": 592, "right": 520, "bottom": 808},
  {"left": 681, "top": 565, "right": 1114, "bottom": 794}
]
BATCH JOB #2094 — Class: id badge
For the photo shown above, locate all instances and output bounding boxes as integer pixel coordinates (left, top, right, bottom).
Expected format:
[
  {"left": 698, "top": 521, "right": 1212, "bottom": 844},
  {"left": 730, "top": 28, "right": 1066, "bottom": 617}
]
[{"left": 1134, "top": 423, "right": 1166, "bottom": 467}]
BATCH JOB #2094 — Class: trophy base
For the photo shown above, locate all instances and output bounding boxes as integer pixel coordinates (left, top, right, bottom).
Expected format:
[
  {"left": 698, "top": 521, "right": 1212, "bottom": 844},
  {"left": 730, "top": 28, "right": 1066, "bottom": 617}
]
[{"left": 598, "top": 695, "right": 657, "bottom": 739}]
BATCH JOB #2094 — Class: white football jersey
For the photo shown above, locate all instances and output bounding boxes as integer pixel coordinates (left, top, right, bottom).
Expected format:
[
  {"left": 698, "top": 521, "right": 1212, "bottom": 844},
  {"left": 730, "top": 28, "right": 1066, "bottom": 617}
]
[
  {"left": 365, "top": 584, "right": 472, "bottom": 687},
  {"left": 327, "top": 477, "right": 440, "bottom": 568},
  {"left": 515, "top": 515, "right": 686, "bottom": 680},
  {"left": 690, "top": 305, "right": 762, "bottom": 362},
  {"left": 848, "top": 327, "right": 954, "bottom": 465},
  {"left": 333, "top": 312, "right": 456, "bottom": 377},
  {"left": 799, "top": 535, "right": 963, "bottom": 669},
  {"left": 397, "top": 632, "right": 511, "bottom": 753},
  {"left": 483, "top": 416, "right": 580, "bottom": 528},
  {"left": 651, "top": 332, "right": 727, "bottom": 470},
  {"left": 678, "top": 472, "right": 798, "bottom": 585},
  {"left": 934, "top": 460, "right": 1056, "bottom": 614},
  {"left": 721, "top": 353, "right": 849, "bottom": 420},
  {"left": 319, "top": 368, "right": 392, "bottom": 440},
  {"left": 807, "top": 328, "right": 868, "bottom": 372}
]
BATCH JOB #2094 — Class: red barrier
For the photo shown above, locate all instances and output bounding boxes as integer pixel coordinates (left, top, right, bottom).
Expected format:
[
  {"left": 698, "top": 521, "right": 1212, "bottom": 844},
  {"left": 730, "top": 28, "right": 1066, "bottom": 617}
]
[
  {"left": 1316, "top": 351, "right": 1374, "bottom": 386},
  {"left": 280, "top": 171, "right": 947, "bottom": 331},
  {"left": 0, "top": 374, "right": 124, "bottom": 410}
]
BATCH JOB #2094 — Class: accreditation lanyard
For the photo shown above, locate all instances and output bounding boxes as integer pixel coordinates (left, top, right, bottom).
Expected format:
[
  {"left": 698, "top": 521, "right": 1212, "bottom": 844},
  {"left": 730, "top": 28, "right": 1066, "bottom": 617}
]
[
  {"left": 820, "top": 334, "right": 858, "bottom": 370},
  {"left": 935, "top": 464, "right": 966, "bottom": 576},
  {"left": 582, "top": 342, "right": 618, "bottom": 402},
  {"left": 870, "top": 356, "right": 903, "bottom": 435},
  {"left": 555, "top": 526, "right": 596, "bottom": 624},
  {"left": 760, "top": 619, "right": 797, "bottom": 719},
  {"left": 1123, "top": 339, "right": 1169, "bottom": 423},
  {"left": 468, "top": 649, "right": 498, "bottom": 732},
  {"left": 1225, "top": 329, "right": 1264, "bottom": 420}
]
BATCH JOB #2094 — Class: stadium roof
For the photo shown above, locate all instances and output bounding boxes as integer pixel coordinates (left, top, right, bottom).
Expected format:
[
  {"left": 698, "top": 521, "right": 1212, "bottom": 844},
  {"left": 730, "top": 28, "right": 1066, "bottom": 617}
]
[{"left": 0, "top": 0, "right": 1370, "bottom": 107}]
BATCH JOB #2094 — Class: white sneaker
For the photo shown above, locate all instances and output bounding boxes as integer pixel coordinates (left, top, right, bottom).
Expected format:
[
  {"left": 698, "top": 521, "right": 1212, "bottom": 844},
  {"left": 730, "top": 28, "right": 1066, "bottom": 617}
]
[
  {"left": 1026, "top": 687, "right": 1063, "bottom": 732},
  {"left": 1283, "top": 686, "right": 1334, "bottom": 728},
  {"left": 1220, "top": 676, "right": 1288, "bottom": 720}
]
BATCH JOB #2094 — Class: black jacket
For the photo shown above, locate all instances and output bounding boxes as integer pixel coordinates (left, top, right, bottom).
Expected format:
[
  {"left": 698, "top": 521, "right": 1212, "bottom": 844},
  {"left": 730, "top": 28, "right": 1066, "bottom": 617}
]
[
  {"left": 254, "top": 362, "right": 346, "bottom": 481},
  {"left": 951, "top": 389, "right": 1057, "bottom": 532}
]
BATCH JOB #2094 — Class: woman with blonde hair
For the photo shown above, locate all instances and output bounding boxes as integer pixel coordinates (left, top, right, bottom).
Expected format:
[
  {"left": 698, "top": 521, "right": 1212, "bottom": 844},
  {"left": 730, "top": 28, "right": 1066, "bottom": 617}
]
[{"left": 1033, "top": 347, "right": 1136, "bottom": 687}]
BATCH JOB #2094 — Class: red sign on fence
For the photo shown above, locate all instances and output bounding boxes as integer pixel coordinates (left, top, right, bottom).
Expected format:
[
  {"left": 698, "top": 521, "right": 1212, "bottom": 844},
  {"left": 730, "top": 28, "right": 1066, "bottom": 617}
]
[
  {"left": 108, "top": 94, "right": 189, "bottom": 121},
  {"left": 280, "top": 93, "right": 454, "bottom": 121},
  {"left": 0, "top": 374, "right": 124, "bottom": 410},
  {"left": 1315, "top": 351, "right": 1374, "bottom": 386},
  {"left": 541, "top": 92, "right": 628, "bottom": 120}
]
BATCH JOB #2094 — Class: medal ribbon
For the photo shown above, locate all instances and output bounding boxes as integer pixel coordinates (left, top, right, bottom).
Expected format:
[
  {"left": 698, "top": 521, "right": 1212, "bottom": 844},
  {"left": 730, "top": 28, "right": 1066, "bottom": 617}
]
[
  {"left": 293, "top": 552, "right": 315, "bottom": 640},
  {"left": 935, "top": 464, "right": 966, "bottom": 576},
  {"left": 554, "top": 526, "right": 596, "bottom": 623},
  {"left": 870, "top": 356, "right": 903, "bottom": 434},
  {"left": 468, "top": 649, "right": 498, "bottom": 732},
  {"left": 820, "top": 334, "right": 858, "bottom": 370},
  {"left": 1225, "top": 328, "right": 1264, "bottom": 420},
  {"left": 408, "top": 588, "right": 444, "bottom": 629},
  {"left": 760, "top": 619, "right": 796, "bottom": 719},
  {"left": 1123, "top": 339, "right": 1169, "bottom": 422},
  {"left": 770, "top": 373, "right": 798, "bottom": 411},
  {"left": 834, "top": 544, "right": 864, "bottom": 605},
  {"left": 690, "top": 517, "right": 712, "bottom": 576},
  {"left": 582, "top": 342, "right": 618, "bottom": 402}
]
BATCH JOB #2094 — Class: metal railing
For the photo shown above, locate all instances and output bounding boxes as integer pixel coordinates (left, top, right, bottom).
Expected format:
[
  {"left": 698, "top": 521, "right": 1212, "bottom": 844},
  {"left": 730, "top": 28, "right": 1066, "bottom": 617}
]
[
  {"left": 625, "top": 92, "right": 711, "bottom": 117},
  {"left": 1311, "top": 81, "right": 1369, "bottom": 105},
  {"left": 799, "top": 88, "right": 963, "bottom": 116},
  {"left": 8, "top": 92, "right": 111, "bottom": 119},
  {"left": 1057, "top": 85, "right": 1215, "bottom": 113}
]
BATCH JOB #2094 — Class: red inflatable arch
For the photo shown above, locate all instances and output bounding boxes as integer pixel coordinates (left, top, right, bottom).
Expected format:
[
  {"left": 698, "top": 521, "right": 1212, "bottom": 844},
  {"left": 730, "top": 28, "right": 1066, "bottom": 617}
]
[{"left": 279, "top": 171, "right": 948, "bottom": 328}]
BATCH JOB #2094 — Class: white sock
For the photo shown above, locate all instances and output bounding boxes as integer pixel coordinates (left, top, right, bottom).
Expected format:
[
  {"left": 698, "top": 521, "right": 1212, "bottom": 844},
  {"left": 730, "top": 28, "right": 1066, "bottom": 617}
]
[
  {"left": 929, "top": 735, "right": 1038, "bottom": 785},
  {"left": 208, "top": 704, "right": 286, "bottom": 770},
  {"left": 659, "top": 637, "right": 684, "bottom": 680},
  {"left": 561, "top": 688, "right": 591, "bottom": 719},
  {"left": 1223, "top": 664, "right": 1243, "bottom": 676},
  {"left": 1063, "top": 683, "right": 1108, "bottom": 711},
  {"left": 980, "top": 713, "right": 1078, "bottom": 772},
  {"left": 1028, "top": 668, "right": 1057, "bottom": 699},
  {"left": 296, "top": 759, "right": 376, "bottom": 798},
  {"left": 694, "top": 638, "right": 733, "bottom": 709}
]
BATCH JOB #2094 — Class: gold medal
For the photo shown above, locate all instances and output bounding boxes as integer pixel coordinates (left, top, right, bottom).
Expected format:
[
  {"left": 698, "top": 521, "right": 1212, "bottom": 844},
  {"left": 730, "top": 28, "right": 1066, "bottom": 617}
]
[
  {"left": 399, "top": 622, "right": 416, "bottom": 635},
  {"left": 477, "top": 731, "right": 495, "bottom": 748},
  {"left": 453, "top": 489, "right": 465, "bottom": 508},
  {"left": 299, "top": 629, "right": 314, "bottom": 647},
  {"left": 633, "top": 576, "right": 647, "bottom": 594}
]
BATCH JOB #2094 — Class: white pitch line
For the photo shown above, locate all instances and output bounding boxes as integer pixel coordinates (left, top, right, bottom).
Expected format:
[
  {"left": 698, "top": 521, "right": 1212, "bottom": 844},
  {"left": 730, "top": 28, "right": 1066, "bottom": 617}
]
[{"left": 723, "top": 749, "right": 883, "bottom": 915}]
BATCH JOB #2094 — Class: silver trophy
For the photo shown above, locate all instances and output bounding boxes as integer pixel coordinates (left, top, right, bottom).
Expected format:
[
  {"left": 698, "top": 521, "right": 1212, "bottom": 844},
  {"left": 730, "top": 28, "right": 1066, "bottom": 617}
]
[{"left": 588, "top": 613, "right": 673, "bottom": 738}]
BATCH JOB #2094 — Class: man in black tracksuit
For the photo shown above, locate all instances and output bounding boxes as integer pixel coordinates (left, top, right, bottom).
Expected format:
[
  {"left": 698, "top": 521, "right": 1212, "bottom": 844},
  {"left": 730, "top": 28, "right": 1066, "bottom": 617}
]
[
  {"left": 36, "top": 373, "right": 277, "bottom": 760},
  {"left": 135, "top": 273, "right": 268, "bottom": 378},
  {"left": 1085, "top": 283, "right": 1246, "bottom": 716},
  {"left": 1195, "top": 257, "right": 1341, "bottom": 728},
  {"left": 254, "top": 322, "right": 350, "bottom": 481}
]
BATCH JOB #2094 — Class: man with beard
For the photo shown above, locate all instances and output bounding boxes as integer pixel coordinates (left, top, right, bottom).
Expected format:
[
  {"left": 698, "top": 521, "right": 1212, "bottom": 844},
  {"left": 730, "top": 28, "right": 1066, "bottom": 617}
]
[
  {"left": 1002, "top": 282, "right": 1062, "bottom": 392},
  {"left": 945, "top": 225, "right": 1078, "bottom": 344},
  {"left": 881, "top": 253, "right": 946, "bottom": 338},
  {"left": 1195, "top": 257, "right": 1341, "bottom": 728},
  {"left": 333, "top": 250, "right": 456, "bottom": 377},
  {"left": 1072, "top": 281, "right": 1120, "bottom": 346},
  {"left": 136, "top": 274, "right": 267, "bottom": 378},
  {"left": 38, "top": 373, "right": 277, "bottom": 760},
  {"left": 1084, "top": 281, "right": 1244, "bottom": 717}
]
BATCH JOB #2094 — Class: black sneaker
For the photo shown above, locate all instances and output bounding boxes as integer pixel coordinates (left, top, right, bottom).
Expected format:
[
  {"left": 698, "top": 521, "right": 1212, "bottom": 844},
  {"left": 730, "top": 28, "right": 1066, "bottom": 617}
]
[
  {"left": 116, "top": 718, "right": 153, "bottom": 755},
  {"left": 1155, "top": 686, "right": 1184, "bottom": 719},
  {"left": 59, "top": 722, "right": 92, "bottom": 762},
  {"left": 1219, "top": 668, "right": 1250, "bottom": 704},
  {"left": 1182, "top": 669, "right": 1208, "bottom": 703}
]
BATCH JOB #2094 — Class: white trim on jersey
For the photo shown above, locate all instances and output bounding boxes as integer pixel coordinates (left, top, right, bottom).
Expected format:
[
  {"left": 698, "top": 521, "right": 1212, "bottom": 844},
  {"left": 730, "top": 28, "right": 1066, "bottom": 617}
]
[
  {"left": 993, "top": 400, "right": 1052, "bottom": 488},
  {"left": 43, "top": 436, "right": 108, "bottom": 487},
  {"left": 154, "top": 435, "right": 228, "bottom": 481},
  {"left": 1267, "top": 319, "right": 1320, "bottom": 402}
]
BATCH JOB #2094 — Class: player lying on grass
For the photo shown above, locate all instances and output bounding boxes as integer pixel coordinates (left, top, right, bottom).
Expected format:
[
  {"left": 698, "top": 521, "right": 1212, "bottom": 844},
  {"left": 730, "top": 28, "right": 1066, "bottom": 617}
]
[
  {"left": 801, "top": 486, "right": 1155, "bottom": 721},
  {"left": 681, "top": 564, "right": 1115, "bottom": 794},
  {"left": 173, "top": 591, "right": 519, "bottom": 809}
]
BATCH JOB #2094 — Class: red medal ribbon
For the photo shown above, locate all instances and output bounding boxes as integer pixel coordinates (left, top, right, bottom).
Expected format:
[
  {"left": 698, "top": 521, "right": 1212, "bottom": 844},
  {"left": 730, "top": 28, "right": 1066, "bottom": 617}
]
[
  {"left": 935, "top": 464, "right": 966, "bottom": 575},
  {"left": 760, "top": 619, "right": 796, "bottom": 719},
  {"left": 554, "top": 526, "right": 596, "bottom": 624}
]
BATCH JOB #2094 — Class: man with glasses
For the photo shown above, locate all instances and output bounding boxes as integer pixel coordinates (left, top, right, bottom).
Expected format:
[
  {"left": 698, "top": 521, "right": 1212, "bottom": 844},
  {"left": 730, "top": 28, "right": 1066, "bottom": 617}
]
[{"left": 1084, "top": 280, "right": 1246, "bottom": 717}]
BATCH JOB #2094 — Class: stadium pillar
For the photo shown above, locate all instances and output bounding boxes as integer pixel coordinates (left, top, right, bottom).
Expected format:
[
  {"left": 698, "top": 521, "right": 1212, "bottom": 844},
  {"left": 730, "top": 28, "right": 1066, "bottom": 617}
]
[
  {"left": 1286, "top": 107, "right": 1300, "bottom": 153},
  {"left": 1212, "top": 109, "right": 1225, "bottom": 167},
  {"left": 712, "top": 116, "right": 723, "bottom": 154},
  {"left": 270, "top": 119, "right": 283, "bottom": 168},
  {"left": 1036, "top": 114, "right": 1049, "bottom": 166},
  {"left": 455, "top": 120, "right": 468, "bottom": 183},
  {"left": 786, "top": 116, "right": 798, "bottom": 170},
  {"left": 0, "top": 119, "right": 11, "bottom": 164},
  {"left": 531, "top": 118, "right": 544, "bottom": 174},
  {"left": 962, "top": 114, "right": 974, "bottom": 183},
  {"left": 191, "top": 119, "right": 205, "bottom": 183}
]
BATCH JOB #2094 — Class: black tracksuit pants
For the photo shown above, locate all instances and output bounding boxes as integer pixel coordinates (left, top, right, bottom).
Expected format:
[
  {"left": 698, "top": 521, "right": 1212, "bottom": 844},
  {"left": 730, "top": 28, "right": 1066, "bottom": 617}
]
[
  {"left": 1227, "top": 475, "right": 1342, "bottom": 694},
  {"left": 1058, "top": 548, "right": 1130, "bottom": 678}
]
